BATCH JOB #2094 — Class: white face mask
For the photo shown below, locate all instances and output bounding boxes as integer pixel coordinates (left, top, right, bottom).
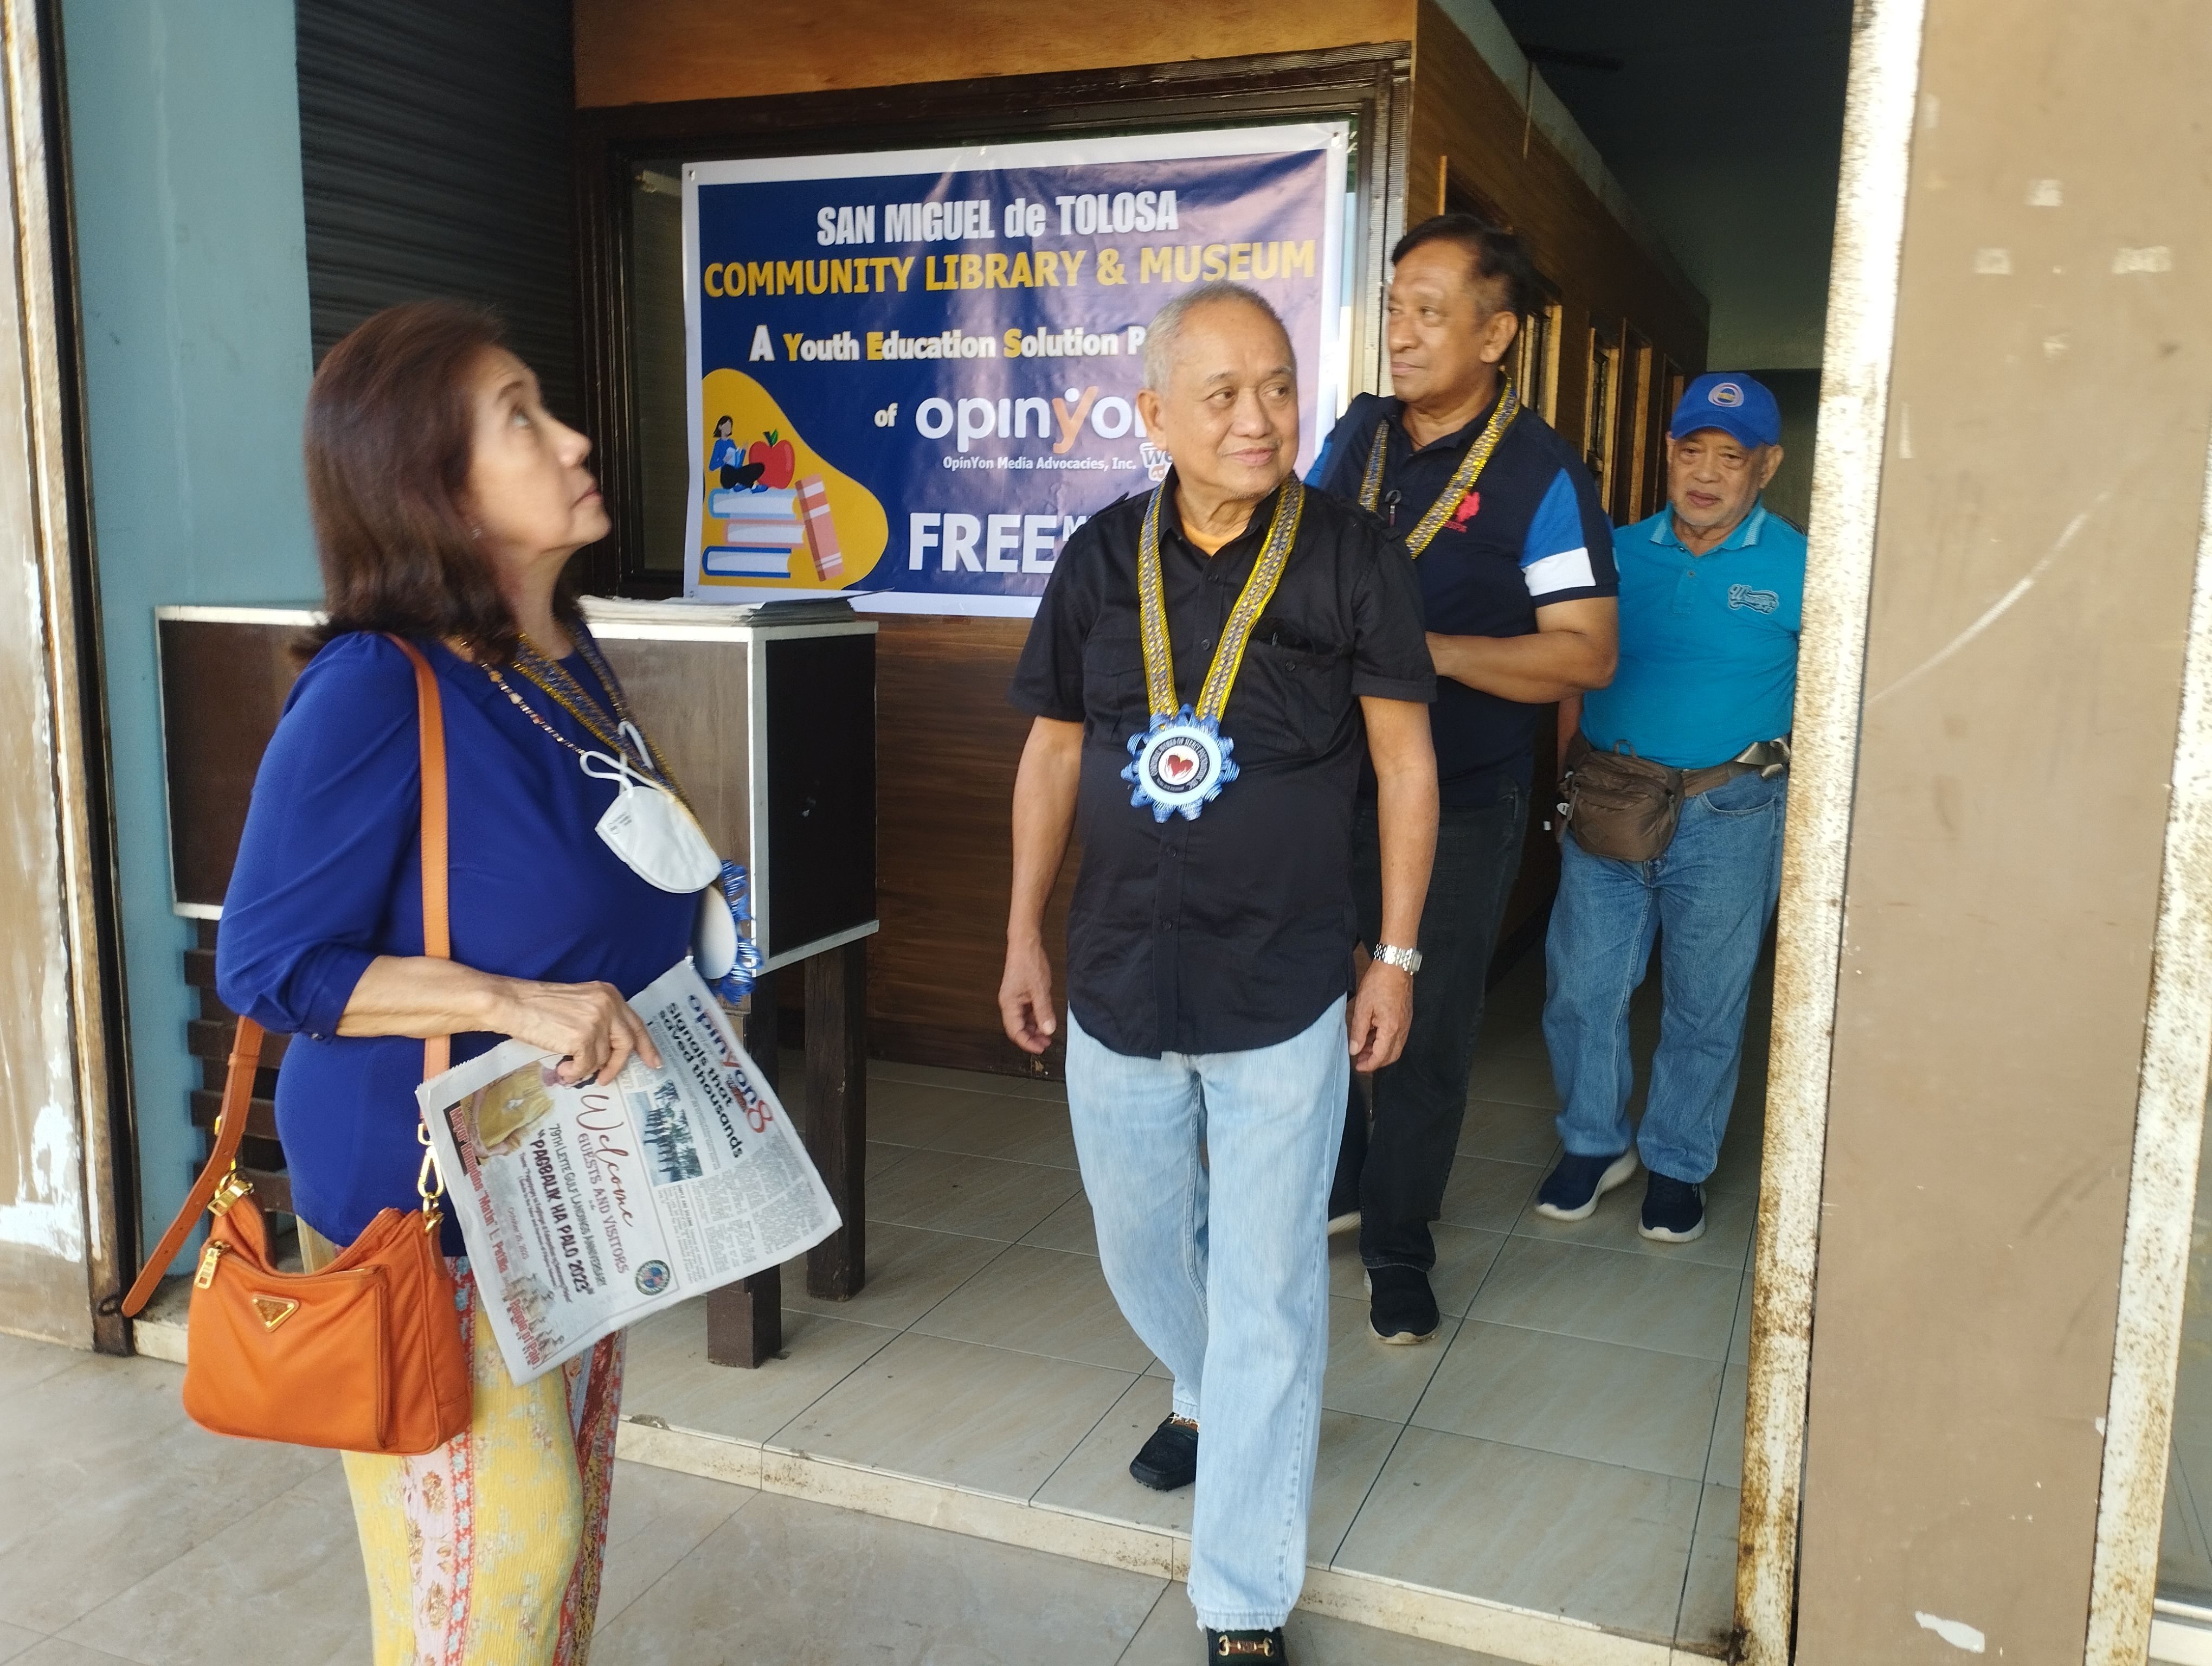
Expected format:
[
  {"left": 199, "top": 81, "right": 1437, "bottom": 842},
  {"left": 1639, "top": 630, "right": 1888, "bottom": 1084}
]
[{"left": 580, "top": 733, "right": 722, "bottom": 894}]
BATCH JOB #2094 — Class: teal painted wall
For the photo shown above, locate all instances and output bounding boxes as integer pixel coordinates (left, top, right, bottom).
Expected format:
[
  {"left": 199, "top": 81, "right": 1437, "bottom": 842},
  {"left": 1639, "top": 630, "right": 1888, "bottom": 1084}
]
[{"left": 63, "top": 0, "right": 319, "bottom": 1254}]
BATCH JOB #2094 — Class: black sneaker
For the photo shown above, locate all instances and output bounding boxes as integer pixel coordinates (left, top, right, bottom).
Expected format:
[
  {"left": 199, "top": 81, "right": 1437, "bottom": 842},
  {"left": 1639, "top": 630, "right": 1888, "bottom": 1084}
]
[
  {"left": 1128, "top": 1413, "right": 1198, "bottom": 1491},
  {"left": 1367, "top": 1264, "right": 1439, "bottom": 1344},
  {"left": 1205, "top": 1627, "right": 1287, "bottom": 1661},
  {"left": 1533, "top": 1150, "right": 1640, "bottom": 1222},
  {"left": 1639, "top": 1174, "right": 1707, "bottom": 1242}
]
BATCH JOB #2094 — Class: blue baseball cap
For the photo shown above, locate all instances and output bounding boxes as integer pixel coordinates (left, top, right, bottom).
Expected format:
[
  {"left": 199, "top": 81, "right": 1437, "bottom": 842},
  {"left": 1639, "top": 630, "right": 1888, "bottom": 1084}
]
[{"left": 1669, "top": 373, "right": 1780, "bottom": 448}]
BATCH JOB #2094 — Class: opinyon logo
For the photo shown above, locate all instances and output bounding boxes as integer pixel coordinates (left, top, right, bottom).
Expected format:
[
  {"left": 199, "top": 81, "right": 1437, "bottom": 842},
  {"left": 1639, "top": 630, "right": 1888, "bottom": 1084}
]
[{"left": 1728, "top": 584, "right": 1780, "bottom": 614}]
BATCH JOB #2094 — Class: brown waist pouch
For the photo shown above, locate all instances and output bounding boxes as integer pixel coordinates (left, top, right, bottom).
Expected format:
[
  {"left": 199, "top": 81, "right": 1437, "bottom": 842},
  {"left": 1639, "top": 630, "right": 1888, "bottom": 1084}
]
[
  {"left": 1557, "top": 733, "right": 1791, "bottom": 863},
  {"left": 1559, "top": 733, "right": 1685, "bottom": 862}
]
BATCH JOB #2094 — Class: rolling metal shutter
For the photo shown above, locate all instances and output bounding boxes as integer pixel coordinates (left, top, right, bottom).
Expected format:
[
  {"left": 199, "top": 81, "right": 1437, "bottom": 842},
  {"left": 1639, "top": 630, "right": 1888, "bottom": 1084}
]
[{"left": 295, "top": 0, "right": 578, "bottom": 419}]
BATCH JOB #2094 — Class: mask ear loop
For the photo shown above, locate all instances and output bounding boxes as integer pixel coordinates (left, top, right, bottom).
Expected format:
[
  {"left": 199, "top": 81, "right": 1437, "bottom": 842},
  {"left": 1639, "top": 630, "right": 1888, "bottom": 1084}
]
[{"left": 580, "top": 748, "right": 653, "bottom": 795}]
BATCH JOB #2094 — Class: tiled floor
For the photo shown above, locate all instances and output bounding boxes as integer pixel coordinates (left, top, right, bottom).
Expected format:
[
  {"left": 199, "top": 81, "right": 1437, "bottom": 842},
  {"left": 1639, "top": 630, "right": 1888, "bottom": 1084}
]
[
  {"left": 0, "top": 1329, "right": 1501, "bottom": 1666},
  {"left": 620, "top": 947, "right": 1766, "bottom": 1658}
]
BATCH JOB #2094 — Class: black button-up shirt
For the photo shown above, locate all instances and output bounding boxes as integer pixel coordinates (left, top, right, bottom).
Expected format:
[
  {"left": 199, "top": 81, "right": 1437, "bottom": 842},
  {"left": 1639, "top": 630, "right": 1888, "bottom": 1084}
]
[{"left": 1009, "top": 474, "right": 1434, "bottom": 1059}]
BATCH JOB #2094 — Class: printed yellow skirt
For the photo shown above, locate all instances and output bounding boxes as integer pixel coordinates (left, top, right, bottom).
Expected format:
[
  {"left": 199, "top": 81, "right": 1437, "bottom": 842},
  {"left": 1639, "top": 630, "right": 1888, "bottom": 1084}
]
[{"left": 342, "top": 1265, "right": 624, "bottom": 1666}]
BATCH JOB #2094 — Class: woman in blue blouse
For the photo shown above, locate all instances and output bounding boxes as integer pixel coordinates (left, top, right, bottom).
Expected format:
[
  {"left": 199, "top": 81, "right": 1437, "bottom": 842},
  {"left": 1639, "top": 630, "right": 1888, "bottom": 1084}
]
[{"left": 218, "top": 302, "right": 693, "bottom": 1665}]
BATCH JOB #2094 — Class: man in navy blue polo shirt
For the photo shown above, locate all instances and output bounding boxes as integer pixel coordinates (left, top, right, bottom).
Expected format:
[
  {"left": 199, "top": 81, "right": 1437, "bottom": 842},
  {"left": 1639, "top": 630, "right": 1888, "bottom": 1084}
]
[
  {"left": 1310, "top": 214, "right": 1618, "bottom": 1342},
  {"left": 1536, "top": 373, "right": 1804, "bottom": 1244}
]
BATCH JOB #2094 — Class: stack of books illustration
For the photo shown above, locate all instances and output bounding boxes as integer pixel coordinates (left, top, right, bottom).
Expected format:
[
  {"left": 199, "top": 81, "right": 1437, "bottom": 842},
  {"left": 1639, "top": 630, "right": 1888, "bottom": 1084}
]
[
  {"left": 795, "top": 475, "right": 843, "bottom": 580},
  {"left": 704, "top": 486, "right": 802, "bottom": 578}
]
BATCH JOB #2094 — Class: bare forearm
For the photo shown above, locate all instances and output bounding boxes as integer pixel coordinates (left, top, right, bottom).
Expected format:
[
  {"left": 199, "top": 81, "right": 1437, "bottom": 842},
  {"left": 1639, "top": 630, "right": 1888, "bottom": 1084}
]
[
  {"left": 1429, "top": 630, "right": 1616, "bottom": 703},
  {"left": 1007, "top": 720, "right": 1081, "bottom": 947},
  {"left": 340, "top": 953, "right": 664, "bottom": 1083},
  {"left": 337, "top": 956, "right": 511, "bottom": 1039},
  {"left": 1374, "top": 761, "right": 1439, "bottom": 950}
]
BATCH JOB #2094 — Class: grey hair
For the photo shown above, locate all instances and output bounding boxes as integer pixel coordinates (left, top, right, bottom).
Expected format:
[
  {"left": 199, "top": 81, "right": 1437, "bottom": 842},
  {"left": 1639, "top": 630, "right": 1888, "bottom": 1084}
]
[{"left": 1140, "top": 281, "right": 1293, "bottom": 393}]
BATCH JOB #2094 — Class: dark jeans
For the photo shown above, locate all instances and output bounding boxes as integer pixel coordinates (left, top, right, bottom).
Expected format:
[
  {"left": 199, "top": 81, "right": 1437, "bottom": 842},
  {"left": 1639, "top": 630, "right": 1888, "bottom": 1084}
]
[{"left": 1337, "top": 784, "right": 1529, "bottom": 1272}]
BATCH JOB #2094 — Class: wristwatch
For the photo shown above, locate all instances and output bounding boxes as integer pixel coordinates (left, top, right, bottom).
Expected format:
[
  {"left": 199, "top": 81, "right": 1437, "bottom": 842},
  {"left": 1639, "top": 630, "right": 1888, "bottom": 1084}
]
[{"left": 1371, "top": 943, "right": 1423, "bottom": 976}]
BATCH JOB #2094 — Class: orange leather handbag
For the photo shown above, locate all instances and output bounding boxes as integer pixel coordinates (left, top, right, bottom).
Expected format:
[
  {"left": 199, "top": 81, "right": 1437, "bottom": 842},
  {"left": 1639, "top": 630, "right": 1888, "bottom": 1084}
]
[{"left": 119, "top": 636, "right": 472, "bottom": 1455}]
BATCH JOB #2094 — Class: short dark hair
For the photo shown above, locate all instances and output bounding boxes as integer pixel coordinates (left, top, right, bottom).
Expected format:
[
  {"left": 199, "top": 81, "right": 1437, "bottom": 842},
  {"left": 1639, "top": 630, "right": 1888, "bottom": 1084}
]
[
  {"left": 1392, "top": 214, "right": 1542, "bottom": 318},
  {"left": 299, "top": 300, "right": 580, "bottom": 664}
]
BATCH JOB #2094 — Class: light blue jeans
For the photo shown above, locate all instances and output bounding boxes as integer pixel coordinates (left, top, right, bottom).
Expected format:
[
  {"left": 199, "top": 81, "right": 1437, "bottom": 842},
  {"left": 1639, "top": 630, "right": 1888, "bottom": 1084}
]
[
  {"left": 1064, "top": 997, "right": 1349, "bottom": 1631},
  {"left": 1544, "top": 768, "right": 1786, "bottom": 1182}
]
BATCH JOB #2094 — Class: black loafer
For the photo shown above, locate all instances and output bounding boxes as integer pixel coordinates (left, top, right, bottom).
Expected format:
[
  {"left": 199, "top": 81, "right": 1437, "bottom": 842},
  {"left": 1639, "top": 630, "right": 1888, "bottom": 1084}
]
[
  {"left": 1205, "top": 1627, "right": 1287, "bottom": 1660},
  {"left": 1129, "top": 1413, "right": 1198, "bottom": 1491}
]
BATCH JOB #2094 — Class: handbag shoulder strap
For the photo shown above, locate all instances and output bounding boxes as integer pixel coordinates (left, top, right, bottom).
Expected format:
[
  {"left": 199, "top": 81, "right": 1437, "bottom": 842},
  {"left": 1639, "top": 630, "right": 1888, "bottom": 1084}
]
[
  {"left": 387, "top": 637, "right": 453, "bottom": 1080},
  {"left": 119, "top": 633, "right": 453, "bottom": 1317}
]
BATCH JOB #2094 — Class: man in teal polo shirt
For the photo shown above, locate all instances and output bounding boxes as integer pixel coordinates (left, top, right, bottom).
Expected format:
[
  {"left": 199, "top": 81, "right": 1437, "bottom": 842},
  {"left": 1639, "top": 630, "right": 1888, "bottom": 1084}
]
[{"left": 1534, "top": 373, "right": 1803, "bottom": 1242}]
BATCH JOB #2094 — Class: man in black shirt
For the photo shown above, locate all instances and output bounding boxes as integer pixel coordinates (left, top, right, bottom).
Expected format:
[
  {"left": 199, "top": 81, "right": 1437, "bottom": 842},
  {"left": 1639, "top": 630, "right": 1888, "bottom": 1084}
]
[
  {"left": 1309, "top": 215, "right": 1618, "bottom": 1343},
  {"left": 1003, "top": 282, "right": 1437, "bottom": 1661}
]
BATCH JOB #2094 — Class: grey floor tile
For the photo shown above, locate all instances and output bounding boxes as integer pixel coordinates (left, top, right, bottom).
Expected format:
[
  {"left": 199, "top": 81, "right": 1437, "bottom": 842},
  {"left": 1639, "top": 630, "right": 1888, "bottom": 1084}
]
[
  {"left": 0, "top": 1356, "right": 331, "bottom": 1635},
  {"left": 780, "top": 1221, "right": 1009, "bottom": 1329},
  {"left": 872, "top": 1058, "right": 1068, "bottom": 1105},
  {"left": 1482, "top": 1021, "right": 1553, "bottom": 1062},
  {"left": 1021, "top": 1189, "right": 1099, "bottom": 1255},
  {"left": 1118, "top": 1583, "right": 1523, "bottom": 1664},
  {"left": 0, "top": 1334, "right": 83, "bottom": 1401},
  {"left": 1464, "top": 1050, "right": 1562, "bottom": 1111},
  {"left": 2165, "top": 1447, "right": 2212, "bottom": 1596},
  {"left": 1436, "top": 1155, "right": 1544, "bottom": 1233},
  {"left": 1336, "top": 1426, "right": 1700, "bottom": 1644},
  {"left": 1708, "top": 1365, "right": 1748, "bottom": 1490},
  {"left": 1411, "top": 1322, "right": 1725, "bottom": 1481},
  {"left": 1033, "top": 1375, "right": 1197, "bottom": 1535},
  {"left": 1455, "top": 1095, "right": 1561, "bottom": 1164},
  {"left": 773, "top": 1331, "right": 1135, "bottom": 1501},
  {"left": 1707, "top": 1122, "right": 1767, "bottom": 1197},
  {"left": 867, "top": 1148, "right": 1082, "bottom": 1241},
  {"left": 1326, "top": 1225, "right": 1504, "bottom": 1320},
  {"left": 1322, "top": 1295, "right": 1459, "bottom": 1422},
  {"left": 57, "top": 1479, "right": 370, "bottom": 1666},
  {"left": 595, "top": 1460, "right": 755, "bottom": 1632},
  {"left": 0, "top": 1624, "right": 42, "bottom": 1665},
  {"left": 1032, "top": 1375, "right": 1398, "bottom": 1566},
  {"left": 2168, "top": 1433, "right": 2212, "bottom": 1575},
  {"left": 1512, "top": 1176, "right": 1758, "bottom": 1271},
  {"left": 866, "top": 1139, "right": 917, "bottom": 1180},
  {"left": 867, "top": 1081, "right": 1080, "bottom": 1168},
  {"left": 13, "top": 1643, "right": 140, "bottom": 1666},
  {"left": 620, "top": 1298, "right": 899, "bottom": 1444},
  {"left": 1677, "top": 1484, "right": 1742, "bottom": 1651},
  {"left": 590, "top": 1490, "right": 1156, "bottom": 1666},
  {"left": 1729, "top": 1277, "right": 1753, "bottom": 1367},
  {"left": 1467, "top": 1237, "right": 1741, "bottom": 1361},
  {"left": 910, "top": 1242, "right": 1150, "bottom": 1371}
]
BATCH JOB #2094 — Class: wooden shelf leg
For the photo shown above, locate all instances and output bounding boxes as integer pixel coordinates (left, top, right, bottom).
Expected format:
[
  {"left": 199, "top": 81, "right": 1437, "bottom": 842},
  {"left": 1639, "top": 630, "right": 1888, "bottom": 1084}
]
[
  {"left": 805, "top": 941, "right": 867, "bottom": 1302},
  {"left": 707, "top": 970, "right": 783, "bottom": 1368}
]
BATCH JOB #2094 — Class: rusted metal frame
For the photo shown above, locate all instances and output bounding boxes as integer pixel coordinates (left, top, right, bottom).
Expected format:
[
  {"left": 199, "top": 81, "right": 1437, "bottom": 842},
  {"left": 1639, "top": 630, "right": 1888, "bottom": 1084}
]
[
  {"left": 1734, "top": 0, "right": 1927, "bottom": 1658},
  {"left": 2082, "top": 428, "right": 2212, "bottom": 1664},
  {"left": 2, "top": 0, "right": 132, "bottom": 1349}
]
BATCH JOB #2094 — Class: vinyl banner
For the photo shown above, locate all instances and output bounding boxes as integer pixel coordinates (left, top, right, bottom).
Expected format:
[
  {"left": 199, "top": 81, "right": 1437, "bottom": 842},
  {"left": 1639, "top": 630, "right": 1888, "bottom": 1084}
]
[{"left": 680, "top": 124, "right": 1347, "bottom": 612}]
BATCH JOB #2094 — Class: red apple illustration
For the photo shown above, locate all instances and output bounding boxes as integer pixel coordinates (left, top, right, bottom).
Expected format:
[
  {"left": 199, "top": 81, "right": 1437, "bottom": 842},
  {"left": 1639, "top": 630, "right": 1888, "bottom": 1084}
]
[{"left": 747, "top": 429, "right": 796, "bottom": 489}]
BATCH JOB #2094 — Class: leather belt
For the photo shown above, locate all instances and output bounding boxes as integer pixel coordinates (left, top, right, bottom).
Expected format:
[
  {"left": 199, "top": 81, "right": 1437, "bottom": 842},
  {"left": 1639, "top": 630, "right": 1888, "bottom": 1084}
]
[{"left": 1681, "top": 736, "right": 1792, "bottom": 798}]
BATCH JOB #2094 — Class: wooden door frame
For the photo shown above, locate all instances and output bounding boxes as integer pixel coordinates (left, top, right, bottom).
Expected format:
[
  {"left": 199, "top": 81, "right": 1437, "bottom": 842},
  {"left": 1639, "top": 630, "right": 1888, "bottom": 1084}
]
[
  {"left": 1, "top": 0, "right": 137, "bottom": 1352},
  {"left": 570, "top": 43, "right": 1412, "bottom": 597}
]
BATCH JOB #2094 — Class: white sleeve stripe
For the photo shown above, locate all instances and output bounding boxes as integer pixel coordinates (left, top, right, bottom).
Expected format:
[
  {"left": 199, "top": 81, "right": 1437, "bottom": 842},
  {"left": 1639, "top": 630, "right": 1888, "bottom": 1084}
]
[{"left": 1523, "top": 546, "right": 1596, "bottom": 598}]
